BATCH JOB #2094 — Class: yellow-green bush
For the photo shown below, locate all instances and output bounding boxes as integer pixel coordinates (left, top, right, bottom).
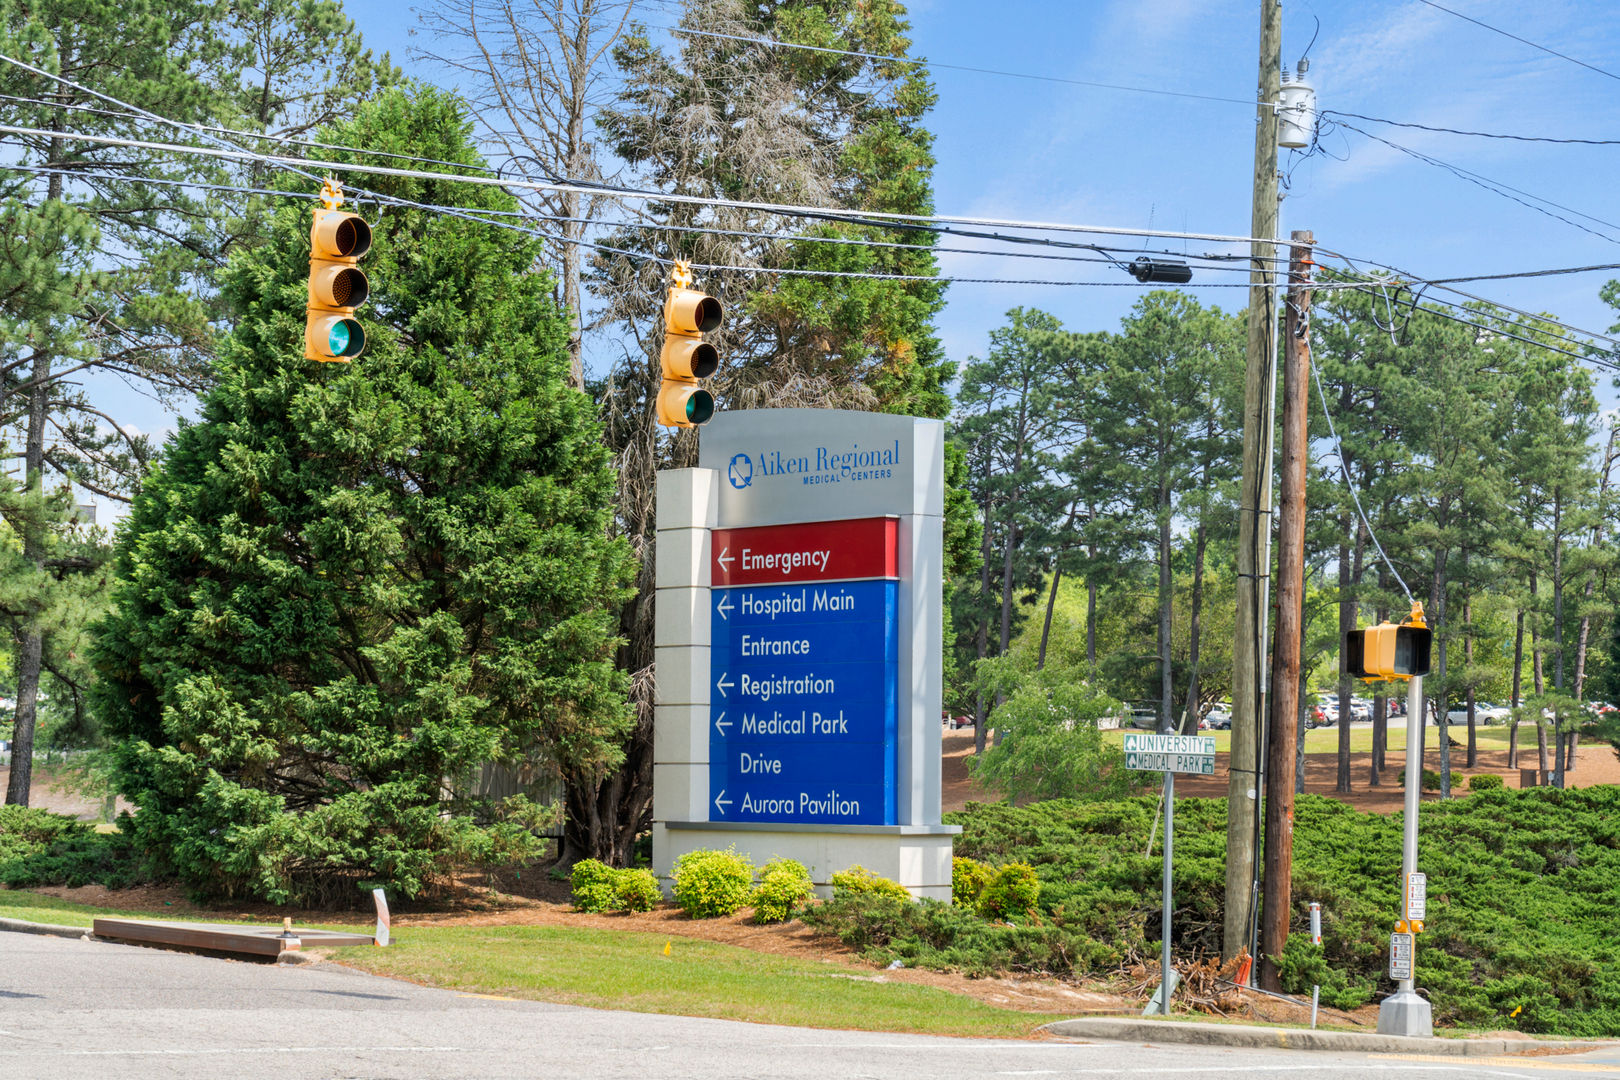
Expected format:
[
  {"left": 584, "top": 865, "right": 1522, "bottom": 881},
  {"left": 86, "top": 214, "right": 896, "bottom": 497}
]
[
  {"left": 570, "top": 858, "right": 618, "bottom": 912},
  {"left": 977, "top": 861, "right": 1040, "bottom": 919},
  {"left": 615, "top": 867, "right": 662, "bottom": 912},
  {"left": 952, "top": 856, "right": 993, "bottom": 908},
  {"left": 672, "top": 847, "right": 754, "bottom": 918},
  {"left": 831, "top": 864, "right": 911, "bottom": 901},
  {"left": 1468, "top": 773, "right": 1504, "bottom": 792},
  {"left": 750, "top": 857, "right": 814, "bottom": 923}
]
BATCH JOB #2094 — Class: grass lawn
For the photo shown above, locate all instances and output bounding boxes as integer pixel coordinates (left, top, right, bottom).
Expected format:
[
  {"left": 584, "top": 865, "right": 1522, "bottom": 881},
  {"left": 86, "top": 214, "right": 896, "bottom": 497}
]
[
  {"left": 0, "top": 890, "right": 1062, "bottom": 1039},
  {"left": 333, "top": 925, "right": 1063, "bottom": 1038}
]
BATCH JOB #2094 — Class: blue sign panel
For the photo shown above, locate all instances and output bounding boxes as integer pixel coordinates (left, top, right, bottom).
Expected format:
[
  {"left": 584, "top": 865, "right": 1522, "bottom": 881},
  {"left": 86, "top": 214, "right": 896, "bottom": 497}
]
[{"left": 710, "top": 579, "right": 898, "bottom": 825}]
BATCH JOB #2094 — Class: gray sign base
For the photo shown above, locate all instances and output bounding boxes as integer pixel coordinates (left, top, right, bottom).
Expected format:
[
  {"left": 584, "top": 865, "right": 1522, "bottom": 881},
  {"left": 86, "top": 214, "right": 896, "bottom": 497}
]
[
  {"left": 655, "top": 821, "right": 956, "bottom": 901},
  {"left": 1376, "top": 989, "right": 1433, "bottom": 1038}
]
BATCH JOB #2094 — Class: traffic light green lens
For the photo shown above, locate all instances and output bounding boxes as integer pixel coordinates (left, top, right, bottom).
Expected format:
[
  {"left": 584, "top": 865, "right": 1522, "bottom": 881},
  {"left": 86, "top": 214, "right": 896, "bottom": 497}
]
[
  {"left": 328, "top": 322, "right": 350, "bottom": 355},
  {"left": 686, "top": 390, "right": 714, "bottom": 424}
]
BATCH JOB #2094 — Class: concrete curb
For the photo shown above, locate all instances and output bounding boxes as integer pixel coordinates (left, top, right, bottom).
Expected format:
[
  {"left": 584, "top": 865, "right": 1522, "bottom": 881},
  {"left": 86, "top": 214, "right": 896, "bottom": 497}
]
[
  {"left": 0, "top": 916, "right": 93, "bottom": 940},
  {"left": 1040, "top": 1017, "right": 1613, "bottom": 1057}
]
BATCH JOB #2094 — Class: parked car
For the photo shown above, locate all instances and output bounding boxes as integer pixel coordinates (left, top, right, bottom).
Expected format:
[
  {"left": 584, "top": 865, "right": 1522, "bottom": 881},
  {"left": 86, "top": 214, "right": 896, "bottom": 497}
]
[
  {"left": 1129, "top": 707, "right": 1160, "bottom": 730},
  {"left": 942, "top": 711, "right": 974, "bottom": 729},
  {"left": 1445, "top": 701, "right": 1511, "bottom": 726},
  {"left": 1204, "top": 704, "right": 1233, "bottom": 730}
]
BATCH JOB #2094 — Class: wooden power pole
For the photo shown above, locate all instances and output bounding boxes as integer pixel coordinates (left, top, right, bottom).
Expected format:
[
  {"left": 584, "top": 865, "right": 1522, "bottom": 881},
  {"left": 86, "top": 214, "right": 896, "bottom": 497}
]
[
  {"left": 1224, "top": 0, "right": 1282, "bottom": 964},
  {"left": 1259, "top": 230, "right": 1314, "bottom": 991}
]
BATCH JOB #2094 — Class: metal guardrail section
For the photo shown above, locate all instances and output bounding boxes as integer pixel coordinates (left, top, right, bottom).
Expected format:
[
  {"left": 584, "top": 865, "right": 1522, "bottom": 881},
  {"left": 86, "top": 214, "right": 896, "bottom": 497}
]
[{"left": 90, "top": 918, "right": 374, "bottom": 959}]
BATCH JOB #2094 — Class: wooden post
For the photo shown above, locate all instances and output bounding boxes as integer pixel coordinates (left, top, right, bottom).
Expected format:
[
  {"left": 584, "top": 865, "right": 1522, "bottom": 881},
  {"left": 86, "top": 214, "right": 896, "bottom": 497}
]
[
  {"left": 1225, "top": 0, "right": 1283, "bottom": 964},
  {"left": 1260, "top": 230, "right": 1312, "bottom": 991}
]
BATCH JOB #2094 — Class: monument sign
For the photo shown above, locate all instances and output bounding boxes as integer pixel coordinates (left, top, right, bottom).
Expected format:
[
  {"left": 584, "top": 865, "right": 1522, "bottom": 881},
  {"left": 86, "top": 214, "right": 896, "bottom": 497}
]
[{"left": 652, "top": 409, "right": 953, "bottom": 898}]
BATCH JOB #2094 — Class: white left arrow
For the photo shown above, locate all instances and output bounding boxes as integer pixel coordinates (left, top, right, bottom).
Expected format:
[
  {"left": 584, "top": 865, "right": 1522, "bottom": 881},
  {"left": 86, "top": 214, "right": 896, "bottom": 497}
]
[
  {"left": 716, "top": 593, "right": 735, "bottom": 620},
  {"left": 716, "top": 546, "right": 735, "bottom": 572},
  {"left": 713, "top": 789, "right": 733, "bottom": 815},
  {"left": 714, "top": 711, "right": 732, "bottom": 735},
  {"left": 716, "top": 672, "right": 734, "bottom": 698}
]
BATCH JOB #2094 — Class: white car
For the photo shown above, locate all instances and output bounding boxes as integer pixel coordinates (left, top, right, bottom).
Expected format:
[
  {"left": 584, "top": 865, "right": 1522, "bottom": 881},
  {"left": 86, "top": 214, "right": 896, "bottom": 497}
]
[{"left": 1445, "top": 701, "right": 1511, "bottom": 726}]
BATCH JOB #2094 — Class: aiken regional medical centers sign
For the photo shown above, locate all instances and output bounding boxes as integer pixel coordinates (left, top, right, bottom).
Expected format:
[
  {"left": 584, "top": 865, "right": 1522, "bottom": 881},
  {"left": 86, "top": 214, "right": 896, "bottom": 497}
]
[{"left": 651, "top": 409, "right": 955, "bottom": 899}]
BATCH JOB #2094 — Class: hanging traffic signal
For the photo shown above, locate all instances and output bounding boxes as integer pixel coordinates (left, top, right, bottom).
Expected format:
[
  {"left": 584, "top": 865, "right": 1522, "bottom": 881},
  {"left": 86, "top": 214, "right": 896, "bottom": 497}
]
[
  {"left": 306, "top": 179, "right": 371, "bottom": 362},
  {"left": 656, "top": 261, "right": 721, "bottom": 427},
  {"left": 1345, "top": 602, "right": 1432, "bottom": 681}
]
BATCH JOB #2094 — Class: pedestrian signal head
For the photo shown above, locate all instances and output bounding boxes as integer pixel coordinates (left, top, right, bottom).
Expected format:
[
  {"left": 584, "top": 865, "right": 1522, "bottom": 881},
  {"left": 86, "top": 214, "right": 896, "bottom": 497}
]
[
  {"left": 657, "top": 279, "right": 722, "bottom": 428},
  {"left": 306, "top": 197, "right": 371, "bottom": 362}
]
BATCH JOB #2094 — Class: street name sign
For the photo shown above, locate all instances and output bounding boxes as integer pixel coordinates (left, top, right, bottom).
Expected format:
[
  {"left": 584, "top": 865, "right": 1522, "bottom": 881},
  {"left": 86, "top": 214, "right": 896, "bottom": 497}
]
[{"left": 1122, "top": 732, "right": 1217, "bottom": 774}]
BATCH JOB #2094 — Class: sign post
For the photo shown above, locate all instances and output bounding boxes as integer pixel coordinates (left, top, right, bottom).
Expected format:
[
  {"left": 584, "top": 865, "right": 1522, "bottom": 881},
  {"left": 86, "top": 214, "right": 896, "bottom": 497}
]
[
  {"left": 1125, "top": 732, "right": 1216, "bottom": 1013},
  {"left": 651, "top": 409, "right": 955, "bottom": 899}
]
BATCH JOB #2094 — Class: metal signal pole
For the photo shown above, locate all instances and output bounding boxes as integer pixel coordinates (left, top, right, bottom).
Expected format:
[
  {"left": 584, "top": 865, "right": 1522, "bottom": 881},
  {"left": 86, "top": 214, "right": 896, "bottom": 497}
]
[{"left": 1225, "top": 0, "right": 1282, "bottom": 965}]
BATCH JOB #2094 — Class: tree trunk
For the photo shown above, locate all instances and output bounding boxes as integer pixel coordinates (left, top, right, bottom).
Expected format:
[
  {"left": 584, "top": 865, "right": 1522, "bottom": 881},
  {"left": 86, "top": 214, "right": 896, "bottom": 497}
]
[
  {"left": 974, "top": 487, "right": 994, "bottom": 755},
  {"left": 5, "top": 349, "right": 51, "bottom": 808},
  {"left": 1086, "top": 574, "right": 1097, "bottom": 668},
  {"left": 1182, "top": 505, "right": 1208, "bottom": 735},
  {"left": 1465, "top": 596, "right": 1477, "bottom": 768},
  {"left": 1431, "top": 557, "right": 1452, "bottom": 798},
  {"left": 1036, "top": 566, "right": 1061, "bottom": 672},
  {"left": 1158, "top": 490, "right": 1173, "bottom": 731},
  {"left": 1573, "top": 427, "right": 1616, "bottom": 702}
]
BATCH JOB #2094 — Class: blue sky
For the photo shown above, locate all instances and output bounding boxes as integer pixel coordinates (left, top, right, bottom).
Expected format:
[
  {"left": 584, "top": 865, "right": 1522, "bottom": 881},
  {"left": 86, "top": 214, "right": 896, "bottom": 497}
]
[
  {"left": 340, "top": 0, "right": 1620, "bottom": 383},
  {"left": 91, "top": 0, "right": 1620, "bottom": 519}
]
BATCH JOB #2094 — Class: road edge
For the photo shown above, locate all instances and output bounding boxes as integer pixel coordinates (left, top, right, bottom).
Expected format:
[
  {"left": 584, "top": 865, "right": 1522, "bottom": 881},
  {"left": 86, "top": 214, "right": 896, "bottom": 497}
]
[{"left": 1040, "top": 1016, "right": 1613, "bottom": 1056}]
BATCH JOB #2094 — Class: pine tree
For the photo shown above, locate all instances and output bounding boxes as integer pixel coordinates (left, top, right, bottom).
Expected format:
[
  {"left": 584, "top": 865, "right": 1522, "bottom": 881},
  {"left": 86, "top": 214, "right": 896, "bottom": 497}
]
[{"left": 92, "top": 87, "right": 634, "bottom": 905}]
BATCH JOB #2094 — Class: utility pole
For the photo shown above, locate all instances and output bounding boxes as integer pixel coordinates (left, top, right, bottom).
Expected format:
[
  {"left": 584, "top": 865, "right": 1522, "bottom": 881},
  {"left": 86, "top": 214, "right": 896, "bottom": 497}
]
[
  {"left": 1224, "top": 0, "right": 1282, "bottom": 965},
  {"left": 1259, "top": 230, "right": 1312, "bottom": 991}
]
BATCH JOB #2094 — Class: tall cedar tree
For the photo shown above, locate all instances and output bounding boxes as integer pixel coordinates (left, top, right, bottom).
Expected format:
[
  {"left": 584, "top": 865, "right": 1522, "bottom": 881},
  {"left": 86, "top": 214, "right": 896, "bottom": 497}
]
[{"left": 92, "top": 87, "right": 634, "bottom": 906}]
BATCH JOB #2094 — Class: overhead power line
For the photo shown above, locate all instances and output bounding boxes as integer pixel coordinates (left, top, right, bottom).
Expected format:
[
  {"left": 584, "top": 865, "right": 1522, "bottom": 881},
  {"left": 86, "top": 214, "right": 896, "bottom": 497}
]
[
  {"left": 0, "top": 119, "right": 1291, "bottom": 249},
  {"left": 1327, "top": 119, "right": 1620, "bottom": 246},
  {"left": 1321, "top": 109, "right": 1620, "bottom": 146},
  {"left": 1415, "top": 0, "right": 1620, "bottom": 84},
  {"left": 658, "top": 25, "right": 1261, "bottom": 108}
]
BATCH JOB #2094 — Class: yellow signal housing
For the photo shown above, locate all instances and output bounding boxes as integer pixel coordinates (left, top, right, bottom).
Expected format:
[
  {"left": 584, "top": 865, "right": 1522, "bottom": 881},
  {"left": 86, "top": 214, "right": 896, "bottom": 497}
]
[
  {"left": 306, "top": 202, "right": 371, "bottom": 362},
  {"left": 1345, "top": 602, "right": 1432, "bottom": 682},
  {"left": 656, "top": 283, "right": 722, "bottom": 428}
]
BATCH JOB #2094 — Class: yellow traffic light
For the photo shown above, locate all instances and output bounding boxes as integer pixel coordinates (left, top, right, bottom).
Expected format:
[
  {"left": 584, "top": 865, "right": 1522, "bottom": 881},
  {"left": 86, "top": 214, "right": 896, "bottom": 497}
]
[
  {"left": 1345, "top": 602, "right": 1432, "bottom": 681},
  {"left": 656, "top": 263, "right": 721, "bottom": 427},
  {"left": 306, "top": 179, "right": 370, "bottom": 362}
]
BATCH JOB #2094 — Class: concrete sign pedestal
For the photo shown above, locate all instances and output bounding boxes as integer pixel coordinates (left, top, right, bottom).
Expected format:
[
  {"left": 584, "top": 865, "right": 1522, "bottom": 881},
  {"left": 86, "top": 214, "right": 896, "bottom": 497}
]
[{"left": 652, "top": 409, "right": 955, "bottom": 900}]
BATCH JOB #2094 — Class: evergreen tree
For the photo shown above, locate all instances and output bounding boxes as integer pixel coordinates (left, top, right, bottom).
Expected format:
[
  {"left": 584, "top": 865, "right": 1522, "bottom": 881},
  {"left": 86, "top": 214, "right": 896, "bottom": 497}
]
[{"left": 92, "top": 87, "right": 634, "bottom": 905}]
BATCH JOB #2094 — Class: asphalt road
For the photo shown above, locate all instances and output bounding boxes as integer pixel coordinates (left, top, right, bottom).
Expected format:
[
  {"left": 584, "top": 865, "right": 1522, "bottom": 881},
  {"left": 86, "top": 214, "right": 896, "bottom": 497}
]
[{"left": 4, "top": 932, "right": 1617, "bottom": 1080}]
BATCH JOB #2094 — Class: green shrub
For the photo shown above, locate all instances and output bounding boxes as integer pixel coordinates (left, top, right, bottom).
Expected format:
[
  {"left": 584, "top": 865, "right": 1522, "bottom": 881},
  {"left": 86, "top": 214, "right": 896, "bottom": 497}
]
[
  {"left": 1272, "top": 932, "right": 1374, "bottom": 1010},
  {"left": 570, "top": 858, "right": 618, "bottom": 913},
  {"left": 672, "top": 847, "right": 754, "bottom": 918},
  {"left": 1396, "top": 768, "right": 1443, "bottom": 791},
  {"left": 614, "top": 868, "right": 662, "bottom": 913},
  {"left": 977, "top": 861, "right": 1041, "bottom": 919},
  {"left": 830, "top": 864, "right": 911, "bottom": 901},
  {"left": 0, "top": 809, "right": 152, "bottom": 890},
  {"left": 952, "top": 856, "right": 993, "bottom": 908},
  {"left": 1468, "top": 773, "right": 1504, "bottom": 792},
  {"left": 750, "top": 858, "right": 814, "bottom": 924}
]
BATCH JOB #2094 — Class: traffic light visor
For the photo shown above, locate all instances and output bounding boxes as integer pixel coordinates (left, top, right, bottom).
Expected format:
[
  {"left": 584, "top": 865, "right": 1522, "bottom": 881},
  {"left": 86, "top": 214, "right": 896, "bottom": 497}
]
[
  {"left": 666, "top": 288, "right": 722, "bottom": 335},
  {"left": 307, "top": 314, "right": 365, "bottom": 360},
  {"left": 310, "top": 263, "right": 369, "bottom": 308},
  {"left": 313, "top": 211, "right": 372, "bottom": 259},
  {"left": 1393, "top": 625, "right": 1431, "bottom": 677},
  {"left": 1344, "top": 629, "right": 1370, "bottom": 679},
  {"left": 656, "top": 383, "right": 714, "bottom": 427},
  {"left": 661, "top": 335, "right": 719, "bottom": 379}
]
